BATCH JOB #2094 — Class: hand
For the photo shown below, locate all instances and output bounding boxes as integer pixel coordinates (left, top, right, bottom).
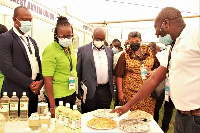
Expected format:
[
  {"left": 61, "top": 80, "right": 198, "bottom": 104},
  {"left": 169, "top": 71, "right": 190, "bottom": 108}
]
[
  {"left": 50, "top": 109, "right": 55, "bottom": 118},
  {"left": 118, "top": 92, "right": 125, "bottom": 106},
  {"left": 110, "top": 104, "right": 130, "bottom": 116},
  {"left": 31, "top": 80, "right": 44, "bottom": 94},
  {"left": 77, "top": 94, "right": 82, "bottom": 100},
  {"left": 146, "top": 70, "right": 154, "bottom": 79}
]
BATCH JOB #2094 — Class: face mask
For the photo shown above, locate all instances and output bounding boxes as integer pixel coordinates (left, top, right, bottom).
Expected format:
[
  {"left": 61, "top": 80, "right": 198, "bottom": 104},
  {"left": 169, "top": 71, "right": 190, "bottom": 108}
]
[
  {"left": 94, "top": 41, "right": 104, "bottom": 48},
  {"left": 130, "top": 43, "right": 140, "bottom": 52},
  {"left": 112, "top": 47, "right": 119, "bottom": 54},
  {"left": 59, "top": 38, "right": 72, "bottom": 47},
  {"left": 16, "top": 18, "right": 31, "bottom": 33},
  {"left": 159, "top": 34, "right": 173, "bottom": 44}
]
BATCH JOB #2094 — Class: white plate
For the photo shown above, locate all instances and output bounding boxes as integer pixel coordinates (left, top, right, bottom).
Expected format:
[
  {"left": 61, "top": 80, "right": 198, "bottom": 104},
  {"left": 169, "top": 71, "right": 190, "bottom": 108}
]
[
  {"left": 119, "top": 119, "right": 150, "bottom": 132},
  {"left": 92, "top": 109, "right": 118, "bottom": 118},
  {"left": 127, "top": 110, "right": 153, "bottom": 121},
  {"left": 87, "top": 117, "right": 117, "bottom": 130}
]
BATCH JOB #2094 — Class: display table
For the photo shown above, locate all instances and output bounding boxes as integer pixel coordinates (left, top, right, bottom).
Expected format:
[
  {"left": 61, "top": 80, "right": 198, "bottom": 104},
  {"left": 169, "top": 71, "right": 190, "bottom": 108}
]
[{"left": 4, "top": 110, "right": 163, "bottom": 132}]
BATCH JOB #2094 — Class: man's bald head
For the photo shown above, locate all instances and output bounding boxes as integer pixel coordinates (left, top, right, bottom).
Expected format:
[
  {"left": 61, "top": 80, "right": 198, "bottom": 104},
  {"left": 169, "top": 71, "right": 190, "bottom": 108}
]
[
  {"left": 13, "top": 6, "right": 30, "bottom": 18},
  {"left": 155, "top": 7, "right": 183, "bottom": 25},
  {"left": 93, "top": 27, "right": 106, "bottom": 37}
]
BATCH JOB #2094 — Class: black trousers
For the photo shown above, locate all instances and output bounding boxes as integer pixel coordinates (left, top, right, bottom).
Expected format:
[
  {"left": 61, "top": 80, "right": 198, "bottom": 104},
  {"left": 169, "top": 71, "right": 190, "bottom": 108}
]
[
  {"left": 154, "top": 97, "right": 174, "bottom": 132},
  {"left": 81, "top": 83, "right": 112, "bottom": 114},
  {"left": 45, "top": 92, "right": 76, "bottom": 110}
]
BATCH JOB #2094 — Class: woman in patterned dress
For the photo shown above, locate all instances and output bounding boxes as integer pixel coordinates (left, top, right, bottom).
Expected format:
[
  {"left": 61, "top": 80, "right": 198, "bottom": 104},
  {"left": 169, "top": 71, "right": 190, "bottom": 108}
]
[{"left": 114, "top": 31, "right": 159, "bottom": 115}]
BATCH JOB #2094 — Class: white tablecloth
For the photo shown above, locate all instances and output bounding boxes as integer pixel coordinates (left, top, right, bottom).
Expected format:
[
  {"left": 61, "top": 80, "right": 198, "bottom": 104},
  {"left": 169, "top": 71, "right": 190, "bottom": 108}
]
[{"left": 4, "top": 110, "right": 163, "bottom": 133}]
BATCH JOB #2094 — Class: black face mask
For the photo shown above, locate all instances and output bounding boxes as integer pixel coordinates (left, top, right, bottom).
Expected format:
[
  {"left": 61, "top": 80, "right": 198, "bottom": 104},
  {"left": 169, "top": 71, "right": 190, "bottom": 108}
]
[{"left": 130, "top": 43, "right": 140, "bottom": 51}]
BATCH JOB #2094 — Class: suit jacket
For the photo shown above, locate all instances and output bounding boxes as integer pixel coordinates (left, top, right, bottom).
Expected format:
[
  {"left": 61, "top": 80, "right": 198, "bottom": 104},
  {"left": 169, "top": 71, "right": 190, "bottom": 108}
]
[
  {"left": 0, "top": 28, "right": 42, "bottom": 99},
  {"left": 77, "top": 42, "right": 114, "bottom": 99}
]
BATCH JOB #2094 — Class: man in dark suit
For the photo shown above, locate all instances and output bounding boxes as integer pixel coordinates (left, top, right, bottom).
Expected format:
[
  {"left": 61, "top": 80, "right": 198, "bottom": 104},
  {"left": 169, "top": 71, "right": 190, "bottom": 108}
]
[
  {"left": 77, "top": 27, "right": 114, "bottom": 113},
  {"left": 0, "top": 6, "right": 43, "bottom": 116}
]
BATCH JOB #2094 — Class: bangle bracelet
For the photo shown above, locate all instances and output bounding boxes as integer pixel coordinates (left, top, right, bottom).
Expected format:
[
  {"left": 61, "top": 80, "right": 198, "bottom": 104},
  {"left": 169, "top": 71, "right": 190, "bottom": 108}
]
[{"left": 50, "top": 106, "right": 56, "bottom": 110}]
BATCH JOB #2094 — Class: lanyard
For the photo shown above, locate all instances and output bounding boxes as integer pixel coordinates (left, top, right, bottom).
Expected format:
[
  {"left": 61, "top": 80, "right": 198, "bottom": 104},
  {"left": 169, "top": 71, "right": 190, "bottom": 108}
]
[
  {"left": 20, "top": 36, "right": 33, "bottom": 54},
  {"left": 64, "top": 48, "right": 73, "bottom": 73},
  {"left": 133, "top": 48, "right": 143, "bottom": 65},
  {"left": 167, "top": 41, "right": 175, "bottom": 70}
]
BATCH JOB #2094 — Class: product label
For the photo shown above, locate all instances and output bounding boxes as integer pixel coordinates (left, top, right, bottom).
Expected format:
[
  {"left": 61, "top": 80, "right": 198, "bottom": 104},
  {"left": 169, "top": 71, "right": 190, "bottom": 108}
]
[
  {"left": 20, "top": 102, "right": 28, "bottom": 111},
  {"left": 64, "top": 117, "right": 69, "bottom": 127},
  {"left": 71, "top": 118, "right": 81, "bottom": 130},
  {"left": 10, "top": 102, "right": 18, "bottom": 111},
  {"left": 0, "top": 103, "right": 9, "bottom": 112},
  {"left": 75, "top": 119, "right": 81, "bottom": 129}
]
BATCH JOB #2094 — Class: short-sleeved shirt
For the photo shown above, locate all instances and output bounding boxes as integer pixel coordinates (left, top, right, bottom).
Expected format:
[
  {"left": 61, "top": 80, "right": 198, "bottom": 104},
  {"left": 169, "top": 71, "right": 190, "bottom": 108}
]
[
  {"left": 161, "top": 25, "right": 200, "bottom": 111},
  {"left": 42, "top": 41, "right": 77, "bottom": 98}
]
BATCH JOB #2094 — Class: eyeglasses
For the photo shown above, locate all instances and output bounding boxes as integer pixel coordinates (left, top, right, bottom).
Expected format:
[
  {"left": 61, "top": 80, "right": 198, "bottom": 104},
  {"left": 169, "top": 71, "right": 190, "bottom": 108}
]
[{"left": 57, "top": 34, "right": 74, "bottom": 39}]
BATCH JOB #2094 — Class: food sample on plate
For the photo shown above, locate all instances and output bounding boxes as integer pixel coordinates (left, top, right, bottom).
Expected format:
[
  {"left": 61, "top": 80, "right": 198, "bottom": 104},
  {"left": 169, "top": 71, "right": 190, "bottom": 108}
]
[
  {"left": 128, "top": 110, "right": 153, "bottom": 121},
  {"left": 87, "top": 117, "right": 117, "bottom": 129},
  {"left": 119, "top": 119, "right": 149, "bottom": 132},
  {"left": 93, "top": 109, "right": 118, "bottom": 118}
]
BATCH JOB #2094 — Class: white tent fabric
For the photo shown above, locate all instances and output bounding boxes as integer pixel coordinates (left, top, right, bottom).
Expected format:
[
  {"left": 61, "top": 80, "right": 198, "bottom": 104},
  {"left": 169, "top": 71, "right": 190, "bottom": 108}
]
[{"left": 40, "top": 0, "right": 200, "bottom": 43}]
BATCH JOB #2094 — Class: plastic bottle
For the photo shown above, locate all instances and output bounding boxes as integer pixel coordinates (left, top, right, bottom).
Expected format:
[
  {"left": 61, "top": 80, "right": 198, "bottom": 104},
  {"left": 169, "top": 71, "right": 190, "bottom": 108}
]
[
  {"left": 52, "top": 121, "right": 67, "bottom": 133},
  {"left": 20, "top": 92, "right": 29, "bottom": 121},
  {"left": 55, "top": 101, "right": 65, "bottom": 127},
  {"left": 70, "top": 105, "right": 81, "bottom": 133},
  {"left": 39, "top": 124, "right": 49, "bottom": 133},
  {"left": 63, "top": 103, "right": 72, "bottom": 131},
  {"left": 9, "top": 92, "right": 19, "bottom": 121},
  {"left": 0, "top": 113, "right": 6, "bottom": 133},
  {"left": 0, "top": 92, "right": 10, "bottom": 121}
]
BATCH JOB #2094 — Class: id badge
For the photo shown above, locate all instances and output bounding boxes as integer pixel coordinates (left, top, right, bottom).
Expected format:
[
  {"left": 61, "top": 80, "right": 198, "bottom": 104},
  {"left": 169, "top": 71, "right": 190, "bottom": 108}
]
[
  {"left": 164, "top": 77, "right": 170, "bottom": 102},
  {"left": 140, "top": 66, "right": 147, "bottom": 80},
  {"left": 69, "top": 75, "right": 75, "bottom": 90}
]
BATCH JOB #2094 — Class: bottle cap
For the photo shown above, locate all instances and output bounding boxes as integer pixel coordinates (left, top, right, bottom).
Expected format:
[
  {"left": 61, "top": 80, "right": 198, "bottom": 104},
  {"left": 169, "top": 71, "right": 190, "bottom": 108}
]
[
  {"left": 41, "top": 124, "right": 48, "bottom": 131},
  {"left": 73, "top": 105, "right": 77, "bottom": 110},
  {"left": 3, "top": 92, "right": 7, "bottom": 96},
  {"left": 13, "top": 92, "right": 16, "bottom": 96},
  {"left": 65, "top": 103, "right": 70, "bottom": 108},
  {"left": 23, "top": 92, "right": 26, "bottom": 96},
  {"left": 24, "top": 128, "right": 31, "bottom": 133},
  {"left": 59, "top": 101, "right": 63, "bottom": 106},
  {"left": 57, "top": 121, "right": 63, "bottom": 127}
]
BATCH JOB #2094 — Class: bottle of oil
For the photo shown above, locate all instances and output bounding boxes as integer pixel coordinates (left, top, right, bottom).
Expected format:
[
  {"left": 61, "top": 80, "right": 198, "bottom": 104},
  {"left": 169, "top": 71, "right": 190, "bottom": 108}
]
[
  {"left": 0, "top": 92, "right": 10, "bottom": 121},
  {"left": 9, "top": 92, "right": 19, "bottom": 121},
  {"left": 52, "top": 121, "right": 67, "bottom": 133},
  {"left": 63, "top": 103, "right": 72, "bottom": 132},
  {"left": 70, "top": 105, "right": 81, "bottom": 133},
  {"left": 55, "top": 101, "right": 65, "bottom": 127},
  {"left": 20, "top": 92, "right": 29, "bottom": 121}
]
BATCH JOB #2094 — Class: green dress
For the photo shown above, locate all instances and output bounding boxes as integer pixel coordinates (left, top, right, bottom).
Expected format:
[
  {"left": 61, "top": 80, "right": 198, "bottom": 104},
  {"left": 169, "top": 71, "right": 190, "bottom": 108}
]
[{"left": 0, "top": 71, "right": 4, "bottom": 93}]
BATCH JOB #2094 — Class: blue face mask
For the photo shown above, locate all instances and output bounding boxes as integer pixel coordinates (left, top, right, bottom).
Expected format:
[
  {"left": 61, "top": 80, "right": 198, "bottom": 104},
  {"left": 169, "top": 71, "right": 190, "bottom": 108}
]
[
  {"left": 112, "top": 47, "right": 118, "bottom": 54},
  {"left": 159, "top": 34, "right": 173, "bottom": 44}
]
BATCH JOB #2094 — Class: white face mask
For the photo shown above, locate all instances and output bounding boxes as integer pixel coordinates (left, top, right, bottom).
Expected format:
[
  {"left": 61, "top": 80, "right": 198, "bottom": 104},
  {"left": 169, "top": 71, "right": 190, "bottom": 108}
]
[
  {"left": 112, "top": 47, "right": 119, "bottom": 54},
  {"left": 16, "top": 18, "right": 31, "bottom": 34},
  {"left": 94, "top": 41, "right": 104, "bottom": 48},
  {"left": 59, "top": 38, "right": 72, "bottom": 47}
]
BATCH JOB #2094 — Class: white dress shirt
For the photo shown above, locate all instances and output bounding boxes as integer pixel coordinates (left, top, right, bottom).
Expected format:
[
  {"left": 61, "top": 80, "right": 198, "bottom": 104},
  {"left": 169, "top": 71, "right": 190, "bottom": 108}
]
[
  {"left": 13, "top": 27, "right": 39, "bottom": 80},
  {"left": 92, "top": 44, "right": 109, "bottom": 84},
  {"left": 161, "top": 25, "right": 200, "bottom": 111}
]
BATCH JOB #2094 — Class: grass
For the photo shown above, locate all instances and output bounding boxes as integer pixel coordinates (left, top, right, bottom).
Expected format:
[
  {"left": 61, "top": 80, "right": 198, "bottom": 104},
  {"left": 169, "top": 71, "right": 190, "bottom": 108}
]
[{"left": 158, "top": 102, "right": 176, "bottom": 133}]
